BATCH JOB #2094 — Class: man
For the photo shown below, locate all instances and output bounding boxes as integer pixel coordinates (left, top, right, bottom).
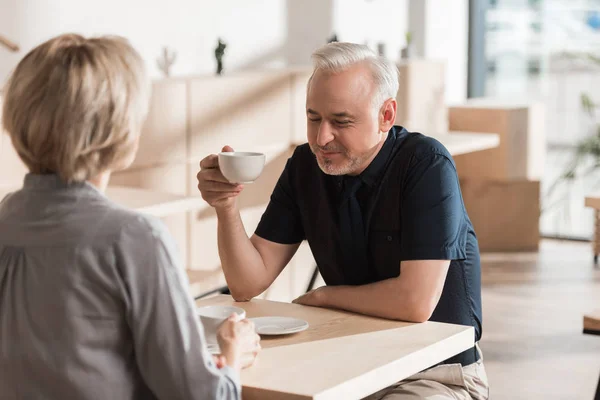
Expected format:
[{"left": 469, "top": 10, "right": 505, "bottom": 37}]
[{"left": 197, "top": 42, "right": 488, "bottom": 399}]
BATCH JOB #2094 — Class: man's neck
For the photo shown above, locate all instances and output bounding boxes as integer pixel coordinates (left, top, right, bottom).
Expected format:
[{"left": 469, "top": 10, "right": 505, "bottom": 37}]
[{"left": 348, "top": 131, "right": 389, "bottom": 176}]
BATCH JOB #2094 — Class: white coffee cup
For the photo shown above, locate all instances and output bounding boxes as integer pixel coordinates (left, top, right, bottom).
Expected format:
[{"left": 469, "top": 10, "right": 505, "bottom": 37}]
[
  {"left": 218, "top": 152, "right": 266, "bottom": 184},
  {"left": 197, "top": 305, "right": 246, "bottom": 345}
]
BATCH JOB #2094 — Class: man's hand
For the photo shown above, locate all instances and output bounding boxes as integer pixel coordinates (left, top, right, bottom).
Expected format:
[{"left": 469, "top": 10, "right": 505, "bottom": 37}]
[
  {"left": 197, "top": 145, "right": 244, "bottom": 210},
  {"left": 292, "top": 287, "right": 327, "bottom": 307}
]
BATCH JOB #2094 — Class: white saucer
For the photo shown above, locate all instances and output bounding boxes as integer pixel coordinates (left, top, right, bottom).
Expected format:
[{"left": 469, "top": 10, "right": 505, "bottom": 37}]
[{"left": 249, "top": 316, "right": 309, "bottom": 335}]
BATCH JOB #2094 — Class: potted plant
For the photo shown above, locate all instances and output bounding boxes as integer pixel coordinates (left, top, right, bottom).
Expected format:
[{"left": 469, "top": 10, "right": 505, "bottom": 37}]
[
  {"left": 401, "top": 31, "right": 413, "bottom": 59},
  {"left": 546, "top": 53, "right": 600, "bottom": 206}
]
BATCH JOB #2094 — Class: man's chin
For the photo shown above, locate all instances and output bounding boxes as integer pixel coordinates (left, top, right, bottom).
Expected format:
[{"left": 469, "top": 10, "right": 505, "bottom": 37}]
[{"left": 316, "top": 159, "right": 348, "bottom": 176}]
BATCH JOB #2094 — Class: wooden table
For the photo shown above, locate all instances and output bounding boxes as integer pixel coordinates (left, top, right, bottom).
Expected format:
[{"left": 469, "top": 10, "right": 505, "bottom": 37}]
[
  {"left": 584, "top": 309, "right": 600, "bottom": 336},
  {"left": 583, "top": 310, "right": 600, "bottom": 399},
  {"left": 196, "top": 295, "right": 474, "bottom": 400},
  {"left": 431, "top": 131, "right": 499, "bottom": 156}
]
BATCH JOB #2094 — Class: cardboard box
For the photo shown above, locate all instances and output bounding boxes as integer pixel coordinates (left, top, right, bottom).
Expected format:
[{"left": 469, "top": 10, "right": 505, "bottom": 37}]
[
  {"left": 460, "top": 178, "right": 540, "bottom": 252},
  {"left": 449, "top": 99, "right": 545, "bottom": 181}
]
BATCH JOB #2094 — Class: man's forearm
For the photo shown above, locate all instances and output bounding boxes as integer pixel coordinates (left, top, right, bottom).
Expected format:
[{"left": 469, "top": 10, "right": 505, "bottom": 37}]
[
  {"left": 318, "top": 278, "right": 433, "bottom": 323},
  {"left": 216, "top": 206, "right": 269, "bottom": 300}
]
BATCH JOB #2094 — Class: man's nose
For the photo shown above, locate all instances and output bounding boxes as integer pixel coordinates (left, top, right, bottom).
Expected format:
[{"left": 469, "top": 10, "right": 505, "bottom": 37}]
[{"left": 316, "top": 121, "right": 334, "bottom": 147}]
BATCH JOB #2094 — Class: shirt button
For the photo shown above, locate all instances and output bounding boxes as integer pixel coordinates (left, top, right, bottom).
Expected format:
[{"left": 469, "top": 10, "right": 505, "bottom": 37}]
[{"left": 387, "top": 235, "right": 393, "bottom": 241}]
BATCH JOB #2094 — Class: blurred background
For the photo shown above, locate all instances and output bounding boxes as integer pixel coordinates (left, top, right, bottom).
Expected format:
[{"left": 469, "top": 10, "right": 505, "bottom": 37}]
[
  {"left": 3, "top": 0, "right": 600, "bottom": 239},
  {"left": 2, "top": 1, "right": 600, "bottom": 399}
]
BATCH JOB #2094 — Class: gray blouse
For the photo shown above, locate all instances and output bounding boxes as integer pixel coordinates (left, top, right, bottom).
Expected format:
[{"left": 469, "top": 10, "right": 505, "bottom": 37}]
[{"left": 0, "top": 174, "right": 240, "bottom": 399}]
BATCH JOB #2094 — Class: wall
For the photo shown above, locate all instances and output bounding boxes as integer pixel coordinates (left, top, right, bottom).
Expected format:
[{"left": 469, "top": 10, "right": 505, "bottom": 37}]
[
  {"left": 0, "top": 0, "right": 287, "bottom": 81},
  {"left": 0, "top": 0, "right": 473, "bottom": 103},
  {"left": 332, "top": 0, "right": 408, "bottom": 60},
  {"left": 408, "top": 0, "right": 470, "bottom": 104},
  {"left": 0, "top": 0, "right": 409, "bottom": 84}
]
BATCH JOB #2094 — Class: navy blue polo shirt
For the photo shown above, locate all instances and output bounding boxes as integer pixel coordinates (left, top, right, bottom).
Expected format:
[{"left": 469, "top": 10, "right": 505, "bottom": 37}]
[{"left": 255, "top": 126, "right": 483, "bottom": 366}]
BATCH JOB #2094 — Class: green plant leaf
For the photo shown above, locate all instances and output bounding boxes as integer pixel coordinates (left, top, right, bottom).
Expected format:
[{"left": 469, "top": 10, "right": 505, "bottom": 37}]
[{"left": 581, "top": 93, "right": 596, "bottom": 116}]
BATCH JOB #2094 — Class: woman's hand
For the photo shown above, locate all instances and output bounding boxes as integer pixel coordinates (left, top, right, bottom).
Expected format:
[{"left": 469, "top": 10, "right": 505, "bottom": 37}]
[{"left": 217, "top": 313, "right": 261, "bottom": 371}]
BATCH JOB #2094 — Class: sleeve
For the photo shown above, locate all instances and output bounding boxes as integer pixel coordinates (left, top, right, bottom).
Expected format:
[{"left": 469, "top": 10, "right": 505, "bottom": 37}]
[
  {"left": 400, "top": 153, "right": 468, "bottom": 261},
  {"left": 254, "top": 154, "right": 305, "bottom": 244},
  {"left": 114, "top": 215, "right": 241, "bottom": 400}
]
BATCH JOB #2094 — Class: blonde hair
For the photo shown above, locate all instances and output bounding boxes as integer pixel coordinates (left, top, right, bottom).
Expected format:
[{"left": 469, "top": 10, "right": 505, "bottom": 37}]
[
  {"left": 2, "top": 33, "right": 149, "bottom": 183},
  {"left": 309, "top": 42, "right": 399, "bottom": 109}
]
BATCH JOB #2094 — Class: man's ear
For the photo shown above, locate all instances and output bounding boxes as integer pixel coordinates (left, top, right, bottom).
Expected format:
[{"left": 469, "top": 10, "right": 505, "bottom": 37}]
[{"left": 379, "top": 98, "right": 397, "bottom": 132}]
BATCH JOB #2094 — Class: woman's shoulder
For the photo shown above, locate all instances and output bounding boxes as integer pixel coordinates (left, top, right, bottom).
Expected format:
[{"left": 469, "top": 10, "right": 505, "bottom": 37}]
[{"left": 100, "top": 204, "right": 170, "bottom": 243}]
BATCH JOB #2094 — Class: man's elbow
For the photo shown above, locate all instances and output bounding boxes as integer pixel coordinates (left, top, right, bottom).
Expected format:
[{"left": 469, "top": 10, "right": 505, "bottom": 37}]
[
  {"left": 229, "top": 286, "right": 257, "bottom": 302},
  {"left": 228, "top": 281, "right": 269, "bottom": 303},
  {"left": 406, "top": 306, "right": 433, "bottom": 323},
  {"left": 401, "top": 296, "right": 438, "bottom": 323},
  {"left": 230, "top": 290, "right": 253, "bottom": 302}
]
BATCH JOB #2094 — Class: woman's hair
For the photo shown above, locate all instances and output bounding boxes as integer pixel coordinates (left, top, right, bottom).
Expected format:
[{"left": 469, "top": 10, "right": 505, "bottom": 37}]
[
  {"left": 309, "top": 42, "right": 399, "bottom": 109},
  {"left": 2, "top": 33, "right": 150, "bottom": 182}
]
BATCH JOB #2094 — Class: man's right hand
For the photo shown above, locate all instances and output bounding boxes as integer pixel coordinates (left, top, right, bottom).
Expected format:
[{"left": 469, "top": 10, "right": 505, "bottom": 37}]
[
  {"left": 197, "top": 145, "right": 245, "bottom": 210},
  {"left": 217, "top": 314, "right": 261, "bottom": 371}
]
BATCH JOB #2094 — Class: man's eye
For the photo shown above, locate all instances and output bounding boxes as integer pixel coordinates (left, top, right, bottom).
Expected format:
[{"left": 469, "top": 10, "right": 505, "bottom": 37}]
[
  {"left": 308, "top": 118, "right": 321, "bottom": 122},
  {"left": 335, "top": 120, "right": 350, "bottom": 125}
]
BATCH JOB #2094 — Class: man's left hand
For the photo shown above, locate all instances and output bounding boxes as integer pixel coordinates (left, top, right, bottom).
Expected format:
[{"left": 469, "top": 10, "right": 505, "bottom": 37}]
[{"left": 292, "top": 287, "right": 326, "bottom": 307}]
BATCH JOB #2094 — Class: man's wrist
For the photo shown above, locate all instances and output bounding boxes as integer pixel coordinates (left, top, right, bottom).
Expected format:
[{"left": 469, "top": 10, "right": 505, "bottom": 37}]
[
  {"left": 215, "top": 203, "right": 238, "bottom": 219},
  {"left": 315, "top": 286, "right": 330, "bottom": 307}
]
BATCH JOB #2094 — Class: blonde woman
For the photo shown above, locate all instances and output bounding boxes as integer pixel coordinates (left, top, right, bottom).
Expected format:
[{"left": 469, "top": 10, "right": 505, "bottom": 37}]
[{"left": 0, "top": 34, "right": 259, "bottom": 399}]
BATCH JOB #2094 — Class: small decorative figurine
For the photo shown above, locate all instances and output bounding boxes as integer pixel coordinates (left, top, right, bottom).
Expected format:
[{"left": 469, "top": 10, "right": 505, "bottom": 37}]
[
  {"left": 156, "top": 46, "right": 177, "bottom": 77},
  {"left": 401, "top": 31, "right": 413, "bottom": 59},
  {"left": 215, "top": 38, "right": 227, "bottom": 75}
]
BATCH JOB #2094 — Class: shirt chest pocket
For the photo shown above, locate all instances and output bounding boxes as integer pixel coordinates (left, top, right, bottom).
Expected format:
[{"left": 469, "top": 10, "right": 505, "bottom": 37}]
[{"left": 368, "top": 229, "right": 402, "bottom": 281}]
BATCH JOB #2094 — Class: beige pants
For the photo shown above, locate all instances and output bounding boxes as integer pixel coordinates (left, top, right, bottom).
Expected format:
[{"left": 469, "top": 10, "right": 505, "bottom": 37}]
[{"left": 364, "top": 344, "right": 489, "bottom": 400}]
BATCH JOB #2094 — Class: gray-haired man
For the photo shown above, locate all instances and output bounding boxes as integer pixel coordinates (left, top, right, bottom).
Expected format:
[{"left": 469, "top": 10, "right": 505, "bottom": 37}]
[{"left": 197, "top": 42, "right": 489, "bottom": 399}]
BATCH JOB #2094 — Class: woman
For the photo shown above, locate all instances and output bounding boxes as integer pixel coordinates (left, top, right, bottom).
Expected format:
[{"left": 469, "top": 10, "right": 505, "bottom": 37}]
[{"left": 0, "top": 34, "right": 259, "bottom": 399}]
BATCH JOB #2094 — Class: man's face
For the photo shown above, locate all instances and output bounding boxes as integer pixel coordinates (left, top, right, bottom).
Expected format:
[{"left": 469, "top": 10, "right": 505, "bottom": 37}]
[{"left": 306, "top": 64, "right": 383, "bottom": 176}]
